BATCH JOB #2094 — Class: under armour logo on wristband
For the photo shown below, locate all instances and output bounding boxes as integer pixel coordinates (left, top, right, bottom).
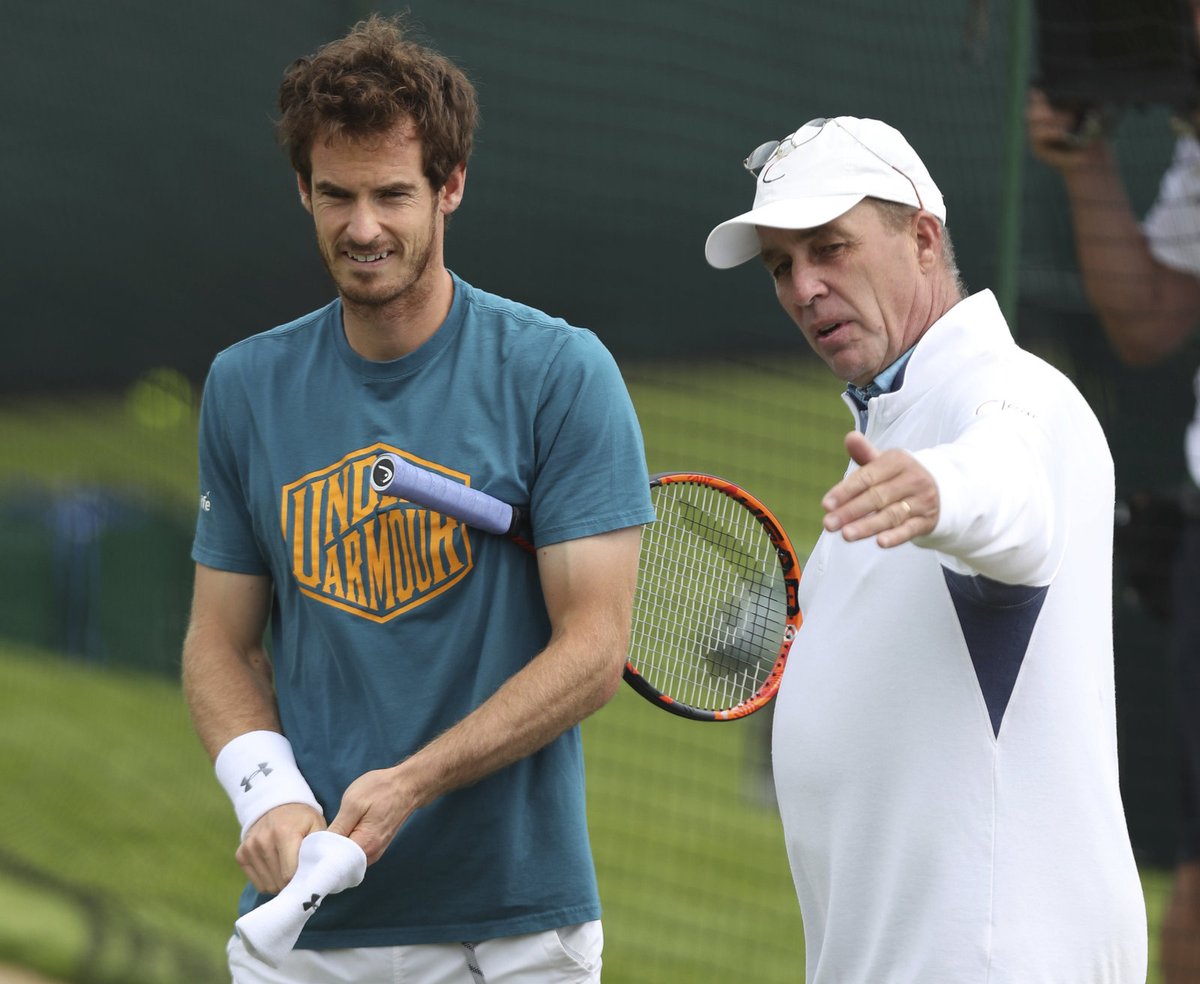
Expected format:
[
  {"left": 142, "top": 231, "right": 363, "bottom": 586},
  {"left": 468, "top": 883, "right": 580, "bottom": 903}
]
[
  {"left": 240, "top": 762, "right": 274, "bottom": 792},
  {"left": 302, "top": 894, "right": 321, "bottom": 912}
]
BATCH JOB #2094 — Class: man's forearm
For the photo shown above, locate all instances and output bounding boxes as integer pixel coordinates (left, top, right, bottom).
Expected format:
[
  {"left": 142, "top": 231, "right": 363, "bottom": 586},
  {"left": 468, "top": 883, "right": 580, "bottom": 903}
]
[
  {"left": 396, "top": 628, "right": 624, "bottom": 809},
  {"left": 182, "top": 628, "right": 281, "bottom": 761},
  {"left": 1061, "top": 151, "right": 1198, "bottom": 363}
]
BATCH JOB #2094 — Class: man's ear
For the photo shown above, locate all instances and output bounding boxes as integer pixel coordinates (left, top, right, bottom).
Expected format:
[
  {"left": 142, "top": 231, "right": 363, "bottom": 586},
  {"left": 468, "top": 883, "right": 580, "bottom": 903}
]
[
  {"left": 913, "top": 211, "right": 943, "bottom": 271},
  {"left": 439, "top": 162, "right": 467, "bottom": 217},
  {"left": 297, "top": 173, "right": 313, "bottom": 214}
]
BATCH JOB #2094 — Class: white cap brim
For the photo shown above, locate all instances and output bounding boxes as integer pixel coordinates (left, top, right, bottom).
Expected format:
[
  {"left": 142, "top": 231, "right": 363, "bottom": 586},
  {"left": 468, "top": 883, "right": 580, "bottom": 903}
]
[{"left": 704, "top": 194, "right": 869, "bottom": 269}]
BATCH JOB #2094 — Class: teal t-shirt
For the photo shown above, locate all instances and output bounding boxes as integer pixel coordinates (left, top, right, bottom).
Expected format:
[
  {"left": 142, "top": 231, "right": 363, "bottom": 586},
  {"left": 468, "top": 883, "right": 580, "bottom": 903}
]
[{"left": 192, "top": 274, "right": 655, "bottom": 947}]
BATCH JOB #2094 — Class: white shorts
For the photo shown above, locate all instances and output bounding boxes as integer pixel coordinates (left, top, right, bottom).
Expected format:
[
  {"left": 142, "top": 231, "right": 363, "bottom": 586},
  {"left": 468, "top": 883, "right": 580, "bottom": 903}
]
[{"left": 228, "top": 920, "right": 603, "bottom": 984}]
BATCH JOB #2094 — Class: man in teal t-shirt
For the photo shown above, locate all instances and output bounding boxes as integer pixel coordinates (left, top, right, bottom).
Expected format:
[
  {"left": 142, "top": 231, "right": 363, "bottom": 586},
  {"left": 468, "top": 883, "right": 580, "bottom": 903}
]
[{"left": 183, "top": 15, "right": 654, "bottom": 983}]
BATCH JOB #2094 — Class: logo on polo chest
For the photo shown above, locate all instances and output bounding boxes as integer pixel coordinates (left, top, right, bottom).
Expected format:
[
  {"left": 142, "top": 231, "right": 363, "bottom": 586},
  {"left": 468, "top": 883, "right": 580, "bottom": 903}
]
[{"left": 280, "top": 444, "right": 474, "bottom": 622}]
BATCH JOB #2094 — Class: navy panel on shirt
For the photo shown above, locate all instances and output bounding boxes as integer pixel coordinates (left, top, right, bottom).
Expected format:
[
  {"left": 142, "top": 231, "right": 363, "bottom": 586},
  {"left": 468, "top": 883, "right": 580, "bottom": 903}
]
[{"left": 943, "top": 569, "right": 1049, "bottom": 737}]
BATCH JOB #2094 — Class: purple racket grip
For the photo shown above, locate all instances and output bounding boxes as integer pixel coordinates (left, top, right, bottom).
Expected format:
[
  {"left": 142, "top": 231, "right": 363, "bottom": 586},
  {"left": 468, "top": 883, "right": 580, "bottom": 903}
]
[{"left": 369, "top": 453, "right": 519, "bottom": 537}]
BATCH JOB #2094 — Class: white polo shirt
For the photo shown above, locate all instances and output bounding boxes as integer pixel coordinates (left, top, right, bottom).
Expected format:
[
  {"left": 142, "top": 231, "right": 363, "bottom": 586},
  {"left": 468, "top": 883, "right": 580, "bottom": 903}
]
[{"left": 773, "top": 290, "right": 1147, "bottom": 983}]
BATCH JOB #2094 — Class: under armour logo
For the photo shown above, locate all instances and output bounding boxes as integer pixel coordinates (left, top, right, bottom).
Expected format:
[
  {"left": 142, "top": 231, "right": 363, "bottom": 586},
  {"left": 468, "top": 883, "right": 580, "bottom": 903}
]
[
  {"left": 240, "top": 762, "right": 273, "bottom": 792},
  {"left": 302, "top": 894, "right": 322, "bottom": 912}
]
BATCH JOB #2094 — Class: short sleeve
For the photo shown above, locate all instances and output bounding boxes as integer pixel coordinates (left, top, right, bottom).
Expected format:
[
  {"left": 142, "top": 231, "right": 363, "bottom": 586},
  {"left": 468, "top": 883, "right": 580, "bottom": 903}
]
[{"left": 527, "top": 331, "right": 656, "bottom": 545}]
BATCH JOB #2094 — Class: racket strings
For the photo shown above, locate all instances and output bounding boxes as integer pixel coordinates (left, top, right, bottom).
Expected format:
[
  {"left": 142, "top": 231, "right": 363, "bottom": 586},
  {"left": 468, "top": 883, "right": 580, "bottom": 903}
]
[{"left": 630, "top": 482, "right": 788, "bottom": 713}]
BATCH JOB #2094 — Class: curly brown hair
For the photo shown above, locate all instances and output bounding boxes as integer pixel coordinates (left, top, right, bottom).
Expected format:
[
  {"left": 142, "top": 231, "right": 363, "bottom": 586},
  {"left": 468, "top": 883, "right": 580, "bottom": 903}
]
[{"left": 277, "top": 14, "right": 479, "bottom": 190}]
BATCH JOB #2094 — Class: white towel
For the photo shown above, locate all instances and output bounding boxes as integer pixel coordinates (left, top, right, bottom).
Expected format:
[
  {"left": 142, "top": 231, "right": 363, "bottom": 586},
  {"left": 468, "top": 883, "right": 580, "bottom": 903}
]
[{"left": 235, "top": 830, "right": 368, "bottom": 968}]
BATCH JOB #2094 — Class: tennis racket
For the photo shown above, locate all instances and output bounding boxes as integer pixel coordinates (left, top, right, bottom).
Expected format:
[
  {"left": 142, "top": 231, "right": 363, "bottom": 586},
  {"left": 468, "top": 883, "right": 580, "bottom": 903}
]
[{"left": 369, "top": 453, "right": 802, "bottom": 721}]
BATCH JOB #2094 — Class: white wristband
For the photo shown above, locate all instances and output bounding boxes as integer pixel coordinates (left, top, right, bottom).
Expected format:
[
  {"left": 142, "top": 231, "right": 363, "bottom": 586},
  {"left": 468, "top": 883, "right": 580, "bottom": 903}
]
[{"left": 215, "top": 731, "right": 323, "bottom": 841}]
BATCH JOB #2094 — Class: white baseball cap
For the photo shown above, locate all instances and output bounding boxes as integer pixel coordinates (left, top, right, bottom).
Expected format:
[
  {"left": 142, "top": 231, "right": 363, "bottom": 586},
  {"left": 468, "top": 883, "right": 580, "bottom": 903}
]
[{"left": 704, "top": 116, "right": 947, "bottom": 269}]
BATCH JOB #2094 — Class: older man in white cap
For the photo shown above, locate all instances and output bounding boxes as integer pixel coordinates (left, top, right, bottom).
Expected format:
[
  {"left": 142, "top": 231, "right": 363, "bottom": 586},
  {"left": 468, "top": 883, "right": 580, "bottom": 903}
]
[{"left": 706, "top": 117, "right": 1147, "bottom": 983}]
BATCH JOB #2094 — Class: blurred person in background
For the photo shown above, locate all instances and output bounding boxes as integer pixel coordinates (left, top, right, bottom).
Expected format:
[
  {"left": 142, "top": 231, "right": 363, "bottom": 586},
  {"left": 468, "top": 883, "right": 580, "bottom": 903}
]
[
  {"left": 705, "top": 114, "right": 1147, "bottom": 983},
  {"left": 181, "top": 14, "right": 654, "bottom": 983},
  {"left": 1027, "top": 6, "right": 1200, "bottom": 974}
]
